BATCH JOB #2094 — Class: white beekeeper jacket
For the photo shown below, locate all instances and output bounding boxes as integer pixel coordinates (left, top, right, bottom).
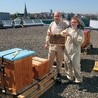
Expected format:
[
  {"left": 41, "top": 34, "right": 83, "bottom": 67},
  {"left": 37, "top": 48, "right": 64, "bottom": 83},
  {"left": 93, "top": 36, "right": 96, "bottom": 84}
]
[
  {"left": 61, "top": 27, "right": 84, "bottom": 81},
  {"left": 64, "top": 27, "right": 84, "bottom": 57},
  {"left": 45, "top": 20, "right": 68, "bottom": 74}
]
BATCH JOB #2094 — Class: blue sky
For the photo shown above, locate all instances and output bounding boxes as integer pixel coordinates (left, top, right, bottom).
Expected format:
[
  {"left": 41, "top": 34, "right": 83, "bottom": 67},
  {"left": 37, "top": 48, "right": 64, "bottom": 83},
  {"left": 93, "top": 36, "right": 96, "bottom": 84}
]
[{"left": 0, "top": 0, "right": 98, "bottom": 14}]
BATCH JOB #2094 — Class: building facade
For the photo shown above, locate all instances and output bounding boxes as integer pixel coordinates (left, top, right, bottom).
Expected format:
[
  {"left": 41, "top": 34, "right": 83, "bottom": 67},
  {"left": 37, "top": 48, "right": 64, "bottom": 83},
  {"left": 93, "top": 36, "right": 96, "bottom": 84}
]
[{"left": 0, "top": 12, "right": 10, "bottom": 20}]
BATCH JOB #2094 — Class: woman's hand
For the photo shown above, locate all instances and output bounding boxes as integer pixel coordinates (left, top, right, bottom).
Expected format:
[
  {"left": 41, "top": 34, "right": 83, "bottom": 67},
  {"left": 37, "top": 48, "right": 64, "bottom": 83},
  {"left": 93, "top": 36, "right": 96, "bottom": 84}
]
[
  {"left": 47, "top": 32, "right": 52, "bottom": 36},
  {"left": 63, "top": 32, "right": 70, "bottom": 37}
]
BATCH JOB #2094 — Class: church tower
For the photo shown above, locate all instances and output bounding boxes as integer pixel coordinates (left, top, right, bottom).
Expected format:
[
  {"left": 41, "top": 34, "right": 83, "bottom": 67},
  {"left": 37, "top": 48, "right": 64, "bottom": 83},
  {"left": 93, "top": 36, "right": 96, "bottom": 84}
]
[{"left": 24, "top": 3, "right": 28, "bottom": 18}]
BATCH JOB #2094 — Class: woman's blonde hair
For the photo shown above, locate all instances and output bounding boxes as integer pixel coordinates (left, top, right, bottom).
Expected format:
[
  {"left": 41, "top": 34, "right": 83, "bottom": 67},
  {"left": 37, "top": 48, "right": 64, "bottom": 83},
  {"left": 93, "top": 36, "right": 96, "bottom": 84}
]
[
  {"left": 71, "top": 16, "right": 81, "bottom": 25},
  {"left": 71, "top": 16, "right": 85, "bottom": 29}
]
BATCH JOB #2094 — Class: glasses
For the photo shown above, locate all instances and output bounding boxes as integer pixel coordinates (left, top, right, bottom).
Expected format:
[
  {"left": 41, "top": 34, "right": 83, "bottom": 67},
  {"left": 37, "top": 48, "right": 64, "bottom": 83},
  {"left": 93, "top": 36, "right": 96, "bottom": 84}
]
[
  {"left": 54, "top": 16, "right": 60, "bottom": 17},
  {"left": 71, "top": 22, "right": 78, "bottom": 23}
]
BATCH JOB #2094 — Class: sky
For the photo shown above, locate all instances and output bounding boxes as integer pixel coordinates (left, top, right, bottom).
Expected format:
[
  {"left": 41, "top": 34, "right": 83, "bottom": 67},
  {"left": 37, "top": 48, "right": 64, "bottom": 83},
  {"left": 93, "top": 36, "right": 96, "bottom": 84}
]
[{"left": 0, "top": 0, "right": 98, "bottom": 14}]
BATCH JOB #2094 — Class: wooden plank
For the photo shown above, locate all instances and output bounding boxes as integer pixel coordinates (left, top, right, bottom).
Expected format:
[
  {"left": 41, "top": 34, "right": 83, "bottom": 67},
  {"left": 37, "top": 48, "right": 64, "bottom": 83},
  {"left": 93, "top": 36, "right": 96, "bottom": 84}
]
[
  {"left": 28, "top": 77, "right": 55, "bottom": 98},
  {"left": 17, "top": 70, "right": 56, "bottom": 98},
  {"left": 40, "top": 79, "right": 55, "bottom": 95},
  {"left": 0, "top": 93, "right": 14, "bottom": 98},
  {"left": 26, "top": 87, "right": 41, "bottom": 98},
  {"left": 38, "top": 71, "right": 56, "bottom": 87},
  {"left": 17, "top": 83, "right": 39, "bottom": 98}
]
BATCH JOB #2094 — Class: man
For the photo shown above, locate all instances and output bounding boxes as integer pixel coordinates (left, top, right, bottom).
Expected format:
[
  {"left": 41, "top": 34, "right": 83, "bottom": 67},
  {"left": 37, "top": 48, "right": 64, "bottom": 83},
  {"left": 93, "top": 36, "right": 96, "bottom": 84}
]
[{"left": 45, "top": 11, "right": 68, "bottom": 83}]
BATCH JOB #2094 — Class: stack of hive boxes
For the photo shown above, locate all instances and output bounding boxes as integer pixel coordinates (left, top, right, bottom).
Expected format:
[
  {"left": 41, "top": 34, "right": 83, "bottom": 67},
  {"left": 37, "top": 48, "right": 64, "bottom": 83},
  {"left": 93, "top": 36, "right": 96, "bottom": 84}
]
[
  {"left": 32, "top": 57, "right": 51, "bottom": 80},
  {"left": 0, "top": 48, "right": 35, "bottom": 94}
]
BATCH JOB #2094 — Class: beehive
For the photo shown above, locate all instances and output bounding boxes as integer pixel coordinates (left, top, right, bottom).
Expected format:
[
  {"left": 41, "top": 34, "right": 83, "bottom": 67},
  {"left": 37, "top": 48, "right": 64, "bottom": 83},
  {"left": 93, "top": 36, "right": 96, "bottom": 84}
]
[
  {"left": 81, "top": 30, "right": 91, "bottom": 48},
  {"left": 0, "top": 48, "right": 35, "bottom": 94},
  {"left": 32, "top": 57, "right": 51, "bottom": 80}
]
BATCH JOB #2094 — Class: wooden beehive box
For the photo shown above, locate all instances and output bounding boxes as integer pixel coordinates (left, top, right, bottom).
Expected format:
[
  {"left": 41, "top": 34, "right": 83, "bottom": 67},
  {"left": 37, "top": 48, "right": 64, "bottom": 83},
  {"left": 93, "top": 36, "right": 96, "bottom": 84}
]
[
  {"left": 0, "top": 48, "right": 35, "bottom": 95},
  {"left": 32, "top": 57, "right": 51, "bottom": 80},
  {"left": 81, "top": 30, "right": 91, "bottom": 48},
  {"left": 49, "top": 34, "right": 66, "bottom": 46}
]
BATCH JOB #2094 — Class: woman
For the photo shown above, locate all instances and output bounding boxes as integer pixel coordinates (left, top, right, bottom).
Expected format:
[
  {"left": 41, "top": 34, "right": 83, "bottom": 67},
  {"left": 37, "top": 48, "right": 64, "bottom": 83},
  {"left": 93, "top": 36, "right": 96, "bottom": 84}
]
[{"left": 61, "top": 16, "right": 84, "bottom": 83}]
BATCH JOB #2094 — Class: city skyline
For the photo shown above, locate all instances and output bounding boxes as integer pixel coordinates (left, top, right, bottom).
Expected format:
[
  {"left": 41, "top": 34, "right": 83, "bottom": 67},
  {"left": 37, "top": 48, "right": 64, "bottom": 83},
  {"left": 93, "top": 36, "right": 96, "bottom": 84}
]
[{"left": 0, "top": 0, "right": 98, "bottom": 14}]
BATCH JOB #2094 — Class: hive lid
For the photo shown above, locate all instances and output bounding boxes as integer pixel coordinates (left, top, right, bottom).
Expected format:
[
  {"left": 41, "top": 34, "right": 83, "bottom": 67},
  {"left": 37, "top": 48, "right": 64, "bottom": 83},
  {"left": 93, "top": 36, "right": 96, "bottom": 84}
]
[{"left": 0, "top": 48, "right": 35, "bottom": 61}]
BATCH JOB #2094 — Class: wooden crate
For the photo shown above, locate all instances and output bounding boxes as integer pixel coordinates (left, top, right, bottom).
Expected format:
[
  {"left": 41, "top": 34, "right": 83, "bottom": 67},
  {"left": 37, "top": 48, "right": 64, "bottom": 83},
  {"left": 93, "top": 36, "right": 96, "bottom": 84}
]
[
  {"left": 0, "top": 56, "right": 34, "bottom": 95},
  {"left": 0, "top": 48, "right": 35, "bottom": 95},
  {"left": 93, "top": 61, "right": 98, "bottom": 71},
  {"left": 32, "top": 57, "right": 51, "bottom": 80}
]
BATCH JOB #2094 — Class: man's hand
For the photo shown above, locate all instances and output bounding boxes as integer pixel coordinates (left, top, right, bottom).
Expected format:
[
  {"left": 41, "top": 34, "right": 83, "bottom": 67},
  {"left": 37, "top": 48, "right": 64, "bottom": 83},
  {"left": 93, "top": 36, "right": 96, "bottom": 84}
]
[{"left": 44, "top": 43, "right": 49, "bottom": 49}]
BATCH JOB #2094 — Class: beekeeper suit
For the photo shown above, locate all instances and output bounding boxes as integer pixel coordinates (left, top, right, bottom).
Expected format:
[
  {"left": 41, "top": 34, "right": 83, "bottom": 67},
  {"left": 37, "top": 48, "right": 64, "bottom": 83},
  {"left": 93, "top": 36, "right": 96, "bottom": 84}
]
[
  {"left": 61, "top": 16, "right": 84, "bottom": 83},
  {"left": 45, "top": 12, "right": 68, "bottom": 82}
]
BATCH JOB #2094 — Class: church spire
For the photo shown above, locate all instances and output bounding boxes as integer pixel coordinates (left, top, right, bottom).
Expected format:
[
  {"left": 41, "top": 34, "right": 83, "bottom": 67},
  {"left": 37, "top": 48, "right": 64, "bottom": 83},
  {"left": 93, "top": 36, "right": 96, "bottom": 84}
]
[{"left": 24, "top": 3, "right": 28, "bottom": 18}]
